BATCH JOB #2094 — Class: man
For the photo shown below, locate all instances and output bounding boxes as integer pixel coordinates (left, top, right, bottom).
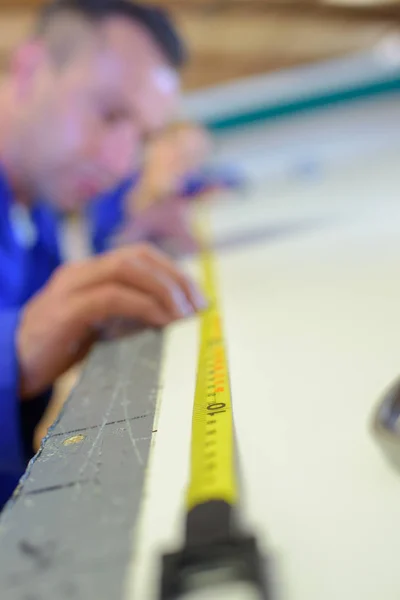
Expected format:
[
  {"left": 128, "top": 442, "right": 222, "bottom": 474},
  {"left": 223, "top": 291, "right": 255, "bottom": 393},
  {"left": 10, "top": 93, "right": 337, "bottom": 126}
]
[{"left": 0, "top": 0, "right": 206, "bottom": 508}]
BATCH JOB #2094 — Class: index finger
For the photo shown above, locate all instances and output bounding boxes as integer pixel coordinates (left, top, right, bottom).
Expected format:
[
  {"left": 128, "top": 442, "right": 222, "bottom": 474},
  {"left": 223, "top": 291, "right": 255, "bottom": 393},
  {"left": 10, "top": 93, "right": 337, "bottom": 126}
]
[{"left": 142, "top": 245, "right": 207, "bottom": 312}]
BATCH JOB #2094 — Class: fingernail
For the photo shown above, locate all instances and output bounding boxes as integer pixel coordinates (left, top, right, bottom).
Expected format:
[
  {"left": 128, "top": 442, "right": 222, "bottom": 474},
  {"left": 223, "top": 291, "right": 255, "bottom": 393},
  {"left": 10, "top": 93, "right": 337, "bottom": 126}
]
[
  {"left": 192, "top": 287, "right": 208, "bottom": 311},
  {"left": 179, "top": 298, "right": 194, "bottom": 318},
  {"left": 173, "top": 289, "right": 194, "bottom": 318}
]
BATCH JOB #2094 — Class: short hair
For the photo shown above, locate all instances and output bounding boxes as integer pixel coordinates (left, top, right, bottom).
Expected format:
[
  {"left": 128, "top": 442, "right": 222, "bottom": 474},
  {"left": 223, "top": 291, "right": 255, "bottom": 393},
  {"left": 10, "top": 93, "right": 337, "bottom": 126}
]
[{"left": 36, "top": 0, "right": 187, "bottom": 68}]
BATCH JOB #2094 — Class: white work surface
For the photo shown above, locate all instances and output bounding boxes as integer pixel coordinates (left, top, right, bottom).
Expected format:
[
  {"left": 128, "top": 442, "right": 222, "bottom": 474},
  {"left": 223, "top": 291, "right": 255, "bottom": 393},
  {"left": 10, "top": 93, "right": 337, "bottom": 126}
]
[{"left": 126, "top": 145, "right": 400, "bottom": 599}]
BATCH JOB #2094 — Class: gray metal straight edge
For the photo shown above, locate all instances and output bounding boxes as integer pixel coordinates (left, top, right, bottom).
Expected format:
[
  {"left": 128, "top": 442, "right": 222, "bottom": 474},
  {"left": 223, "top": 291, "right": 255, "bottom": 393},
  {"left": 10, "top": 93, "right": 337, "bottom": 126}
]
[{"left": 0, "top": 328, "right": 163, "bottom": 600}]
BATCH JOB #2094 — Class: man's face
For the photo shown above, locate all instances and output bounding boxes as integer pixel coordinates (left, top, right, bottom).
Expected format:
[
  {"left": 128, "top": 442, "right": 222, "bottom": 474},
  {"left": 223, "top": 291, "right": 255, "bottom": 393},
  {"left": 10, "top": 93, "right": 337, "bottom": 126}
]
[{"left": 13, "top": 17, "right": 180, "bottom": 210}]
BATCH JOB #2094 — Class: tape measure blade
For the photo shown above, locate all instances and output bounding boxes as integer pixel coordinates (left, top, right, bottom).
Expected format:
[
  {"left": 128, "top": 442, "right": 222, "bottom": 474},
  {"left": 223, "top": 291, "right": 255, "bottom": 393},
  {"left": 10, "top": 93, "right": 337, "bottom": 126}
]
[{"left": 186, "top": 226, "right": 237, "bottom": 511}]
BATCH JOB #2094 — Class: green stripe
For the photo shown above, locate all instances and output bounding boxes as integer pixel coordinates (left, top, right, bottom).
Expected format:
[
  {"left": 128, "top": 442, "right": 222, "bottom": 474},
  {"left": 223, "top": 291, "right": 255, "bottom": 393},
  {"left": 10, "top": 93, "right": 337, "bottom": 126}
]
[{"left": 205, "top": 76, "right": 400, "bottom": 133}]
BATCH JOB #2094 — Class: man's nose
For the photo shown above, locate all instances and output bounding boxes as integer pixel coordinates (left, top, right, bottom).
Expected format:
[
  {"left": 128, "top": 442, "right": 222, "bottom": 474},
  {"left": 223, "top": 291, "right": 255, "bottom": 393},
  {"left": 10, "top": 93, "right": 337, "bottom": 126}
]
[{"left": 99, "top": 126, "right": 139, "bottom": 182}]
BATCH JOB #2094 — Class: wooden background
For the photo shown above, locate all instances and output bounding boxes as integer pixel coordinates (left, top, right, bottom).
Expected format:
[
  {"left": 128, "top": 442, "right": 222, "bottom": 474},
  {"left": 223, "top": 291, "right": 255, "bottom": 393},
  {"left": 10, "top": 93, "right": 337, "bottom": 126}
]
[{"left": 0, "top": 1, "right": 399, "bottom": 90}]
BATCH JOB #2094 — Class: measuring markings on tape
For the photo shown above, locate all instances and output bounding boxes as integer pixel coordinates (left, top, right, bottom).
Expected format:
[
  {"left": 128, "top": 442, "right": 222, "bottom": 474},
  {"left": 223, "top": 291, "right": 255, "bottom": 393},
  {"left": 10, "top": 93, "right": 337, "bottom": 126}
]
[
  {"left": 159, "top": 212, "right": 269, "bottom": 600},
  {"left": 185, "top": 237, "right": 237, "bottom": 511}
]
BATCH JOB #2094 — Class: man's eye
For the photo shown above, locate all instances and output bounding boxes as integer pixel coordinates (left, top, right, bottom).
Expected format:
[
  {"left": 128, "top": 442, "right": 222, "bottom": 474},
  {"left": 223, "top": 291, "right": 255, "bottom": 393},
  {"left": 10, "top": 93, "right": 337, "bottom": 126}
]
[
  {"left": 102, "top": 110, "right": 122, "bottom": 124},
  {"left": 102, "top": 108, "right": 130, "bottom": 125}
]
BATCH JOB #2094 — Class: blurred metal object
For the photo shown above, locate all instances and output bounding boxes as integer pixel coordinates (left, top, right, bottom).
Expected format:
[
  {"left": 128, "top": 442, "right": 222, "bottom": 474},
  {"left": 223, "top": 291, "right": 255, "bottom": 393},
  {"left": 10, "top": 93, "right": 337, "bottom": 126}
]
[{"left": 372, "top": 378, "right": 400, "bottom": 472}]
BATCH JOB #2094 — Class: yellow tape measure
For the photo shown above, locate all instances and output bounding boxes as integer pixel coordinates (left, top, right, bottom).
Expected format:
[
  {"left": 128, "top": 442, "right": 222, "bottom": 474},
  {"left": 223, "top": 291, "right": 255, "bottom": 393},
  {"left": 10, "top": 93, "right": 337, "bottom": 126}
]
[
  {"left": 186, "top": 235, "right": 237, "bottom": 510},
  {"left": 160, "top": 211, "right": 267, "bottom": 600}
]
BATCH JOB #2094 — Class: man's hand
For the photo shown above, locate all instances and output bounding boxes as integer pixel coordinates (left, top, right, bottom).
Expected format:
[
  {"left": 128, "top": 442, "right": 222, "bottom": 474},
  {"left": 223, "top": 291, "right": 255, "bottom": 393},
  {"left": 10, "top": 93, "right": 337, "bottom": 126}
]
[
  {"left": 17, "top": 244, "right": 205, "bottom": 400},
  {"left": 130, "top": 122, "right": 212, "bottom": 214},
  {"left": 115, "top": 196, "right": 197, "bottom": 256}
]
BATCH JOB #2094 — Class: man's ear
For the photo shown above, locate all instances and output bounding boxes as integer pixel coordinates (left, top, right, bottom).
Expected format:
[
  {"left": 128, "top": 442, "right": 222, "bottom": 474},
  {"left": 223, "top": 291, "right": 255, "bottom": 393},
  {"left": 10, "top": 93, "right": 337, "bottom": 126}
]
[{"left": 10, "top": 40, "right": 47, "bottom": 100}]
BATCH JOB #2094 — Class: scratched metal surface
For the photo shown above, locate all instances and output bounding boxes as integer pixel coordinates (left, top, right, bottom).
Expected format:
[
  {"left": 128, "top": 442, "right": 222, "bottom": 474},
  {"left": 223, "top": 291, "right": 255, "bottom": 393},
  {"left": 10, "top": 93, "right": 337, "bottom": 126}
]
[{"left": 0, "top": 329, "right": 163, "bottom": 600}]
